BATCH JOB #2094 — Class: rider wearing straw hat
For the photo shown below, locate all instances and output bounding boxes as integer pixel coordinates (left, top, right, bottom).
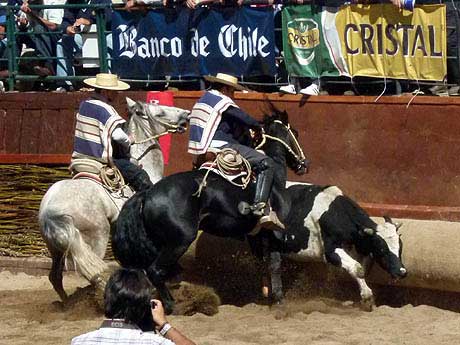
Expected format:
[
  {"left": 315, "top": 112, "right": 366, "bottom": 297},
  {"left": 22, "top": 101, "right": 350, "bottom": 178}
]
[
  {"left": 188, "top": 73, "right": 284, "bottom": 231},
  {"left": 71, "top": 73, "right": 152, "bottom": 191}
]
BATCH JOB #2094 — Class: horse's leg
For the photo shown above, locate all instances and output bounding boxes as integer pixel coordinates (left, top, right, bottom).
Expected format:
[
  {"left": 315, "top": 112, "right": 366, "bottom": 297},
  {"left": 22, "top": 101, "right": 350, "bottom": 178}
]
[
  {"left": 268, "top": 250, "right": 283, "bottom": 304},
  {"left": 248, "top": 234, "right": 284, "bottom": 304},
  {"left": 146, "top": 233, "right": 197, "bottom": 314},
  {"left": 49, "top": 249, "right": 67, "bottom": 302}
]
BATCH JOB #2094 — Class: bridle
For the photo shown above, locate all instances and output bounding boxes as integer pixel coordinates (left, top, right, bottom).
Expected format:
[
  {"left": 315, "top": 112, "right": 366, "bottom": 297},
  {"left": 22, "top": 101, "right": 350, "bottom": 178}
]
[
  {"left": 129, "top": 109, "right": 186, "bottom": 162},
  {"left": 132, "top": 114, "right": 184, "bottom": 144},
  {"left": 255, "top": 119, "right": 306, "bottom": 164}
]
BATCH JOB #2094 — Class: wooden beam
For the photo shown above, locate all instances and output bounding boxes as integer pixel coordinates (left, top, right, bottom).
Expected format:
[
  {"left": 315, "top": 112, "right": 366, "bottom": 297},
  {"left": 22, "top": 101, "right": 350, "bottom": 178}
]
[
  {"left": 0, "top": 154, "right": 71, "bottom": 164},
  {"left": 362, "top": 202, "right": 460, "bottom": 222}
]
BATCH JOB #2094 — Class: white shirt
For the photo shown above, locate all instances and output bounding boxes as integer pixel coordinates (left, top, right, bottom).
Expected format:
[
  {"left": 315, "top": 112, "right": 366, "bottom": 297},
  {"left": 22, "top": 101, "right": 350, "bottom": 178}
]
[
  {"left": 71, "top": 326, "right": 175, "bottom": 345},
  {"left": 28, "top": 0, "right": 65, "bottom": 27}
]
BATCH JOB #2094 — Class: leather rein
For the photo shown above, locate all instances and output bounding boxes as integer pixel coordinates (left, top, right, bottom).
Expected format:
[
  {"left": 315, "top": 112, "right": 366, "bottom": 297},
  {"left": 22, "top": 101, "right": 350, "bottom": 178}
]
[
  {"left": 255, "top": 119, "right": 306, "bottom": 163},
  {"left": 130, "top": 114, "right": 183, "bottom": 162}
]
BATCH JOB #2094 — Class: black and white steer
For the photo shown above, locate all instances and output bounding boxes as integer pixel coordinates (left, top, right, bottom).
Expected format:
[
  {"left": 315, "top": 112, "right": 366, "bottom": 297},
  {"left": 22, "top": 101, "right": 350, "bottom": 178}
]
[{"left": 262, "top": 182, "right": 407, "bottom": 307}]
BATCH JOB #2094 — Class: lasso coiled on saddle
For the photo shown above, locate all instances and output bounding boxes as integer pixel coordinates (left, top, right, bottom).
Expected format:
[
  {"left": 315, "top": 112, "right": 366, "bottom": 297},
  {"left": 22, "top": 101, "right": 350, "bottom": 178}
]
[
  {"left": 194, "top": 148, "right": 252, "bottom": 197},
  {"left": 99, "top": 166, "right": 126, "bottom": 192}
]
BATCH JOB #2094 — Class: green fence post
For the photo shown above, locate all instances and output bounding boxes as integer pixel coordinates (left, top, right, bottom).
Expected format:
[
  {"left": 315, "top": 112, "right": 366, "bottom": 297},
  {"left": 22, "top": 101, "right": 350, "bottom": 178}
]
[
  {"left": 96, "top": 7, "right": 108, "bottom": 73},
  {"left": 6, "top": 6, "right": 17, "bottom": 91}
]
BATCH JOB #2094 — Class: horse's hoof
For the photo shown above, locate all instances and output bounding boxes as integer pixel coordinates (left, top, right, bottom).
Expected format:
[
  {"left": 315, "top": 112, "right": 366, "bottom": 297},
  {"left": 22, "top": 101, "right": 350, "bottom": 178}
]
[
  {"left": 51, "top": 300, "right": 66, "bottom": 311},
  {"left": 270, "top": 301, "right": 287, "bottom": 320},
  {"left": 359, "top": 298, "right": 375, "bottom": 312}
]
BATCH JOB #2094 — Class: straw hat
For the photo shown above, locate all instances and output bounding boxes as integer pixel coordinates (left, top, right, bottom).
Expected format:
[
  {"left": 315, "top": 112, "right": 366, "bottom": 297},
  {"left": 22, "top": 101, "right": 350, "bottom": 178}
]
[
  {"left": 83, "top": 73, "right": 130, "bottom": 91},
  {"left": 204, "top": 73, "right": 246, "bottom": 91}
]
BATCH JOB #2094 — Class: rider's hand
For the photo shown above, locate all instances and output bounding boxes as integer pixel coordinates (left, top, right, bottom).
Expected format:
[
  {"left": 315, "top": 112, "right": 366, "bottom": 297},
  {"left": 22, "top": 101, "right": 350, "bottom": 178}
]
[
  {"left": 128, "top": 133, "right": 135, "bottom": 145},
  {"left": 252, "top": 126, "right": 264, "bottom": 138}
]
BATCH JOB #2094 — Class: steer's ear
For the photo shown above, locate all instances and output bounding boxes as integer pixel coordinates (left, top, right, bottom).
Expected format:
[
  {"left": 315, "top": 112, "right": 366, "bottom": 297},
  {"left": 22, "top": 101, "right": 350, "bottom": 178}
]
[{"left": 383, "top": 215, "right": 393, "bottom": 224}]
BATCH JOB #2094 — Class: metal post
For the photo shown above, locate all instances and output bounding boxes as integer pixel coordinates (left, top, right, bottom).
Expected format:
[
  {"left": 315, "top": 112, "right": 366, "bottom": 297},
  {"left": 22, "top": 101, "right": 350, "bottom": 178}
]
[
  {"left": 95, "top": 8, "right": 108, "bottom": 73},
  {"left": 6, "top": 7, "right": 17, "bottom": 91}
]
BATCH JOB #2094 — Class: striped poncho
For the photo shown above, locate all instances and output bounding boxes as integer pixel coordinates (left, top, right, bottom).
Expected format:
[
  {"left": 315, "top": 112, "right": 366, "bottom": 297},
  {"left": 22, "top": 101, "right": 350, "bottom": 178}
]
[
  {"left": 72, "top": 98, "right": 125, "bottom": 165},
  {"left": 187, "top": 90, "right": 238, "bottom": 155}
]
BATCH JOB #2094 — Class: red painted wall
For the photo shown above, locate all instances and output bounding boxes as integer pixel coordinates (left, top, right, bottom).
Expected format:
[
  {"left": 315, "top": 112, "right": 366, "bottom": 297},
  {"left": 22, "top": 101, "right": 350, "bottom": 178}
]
[{"left": 1, "top": 91, "right": 459, "bottom": 220}]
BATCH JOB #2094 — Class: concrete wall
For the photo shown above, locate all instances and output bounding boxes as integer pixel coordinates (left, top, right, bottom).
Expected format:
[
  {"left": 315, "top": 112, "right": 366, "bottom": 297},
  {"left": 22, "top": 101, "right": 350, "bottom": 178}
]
[{"left": 1, "top": 91, "right": 460, "bottom": 221}]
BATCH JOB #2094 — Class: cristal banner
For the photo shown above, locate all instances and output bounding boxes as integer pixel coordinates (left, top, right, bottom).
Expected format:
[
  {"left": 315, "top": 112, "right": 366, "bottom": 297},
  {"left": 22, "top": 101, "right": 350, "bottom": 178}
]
[
  {"left": 112, "top": 7, "right": 276, "bottom": 79},
  {"left": 282, "top": 4, "right": 446, "bottom": 81}
]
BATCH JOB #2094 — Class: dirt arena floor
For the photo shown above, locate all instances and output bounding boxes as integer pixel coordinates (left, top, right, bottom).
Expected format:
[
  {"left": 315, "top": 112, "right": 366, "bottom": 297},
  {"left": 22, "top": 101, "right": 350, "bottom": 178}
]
[{"left": 2, "top": 269, "right": 460, "bottom": 345}]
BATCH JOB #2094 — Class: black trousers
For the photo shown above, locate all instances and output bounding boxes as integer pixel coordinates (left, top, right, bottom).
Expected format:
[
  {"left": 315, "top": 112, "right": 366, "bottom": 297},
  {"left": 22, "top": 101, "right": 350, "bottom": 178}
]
[
  {"left": 113, "top": 159, "right": 153, "bottom": 192},
  {"left": 447, "top": 1, "right": 460, "bottom": 84}
]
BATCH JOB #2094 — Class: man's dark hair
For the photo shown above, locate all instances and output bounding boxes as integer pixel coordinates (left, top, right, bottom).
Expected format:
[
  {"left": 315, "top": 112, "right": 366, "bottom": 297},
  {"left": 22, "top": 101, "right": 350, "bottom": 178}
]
[
  {"left": 210, "top": 81, "right": 228, "bottom": 92},
  {"left": 104, "top": 268, "right": 155, "bottom": 330}
]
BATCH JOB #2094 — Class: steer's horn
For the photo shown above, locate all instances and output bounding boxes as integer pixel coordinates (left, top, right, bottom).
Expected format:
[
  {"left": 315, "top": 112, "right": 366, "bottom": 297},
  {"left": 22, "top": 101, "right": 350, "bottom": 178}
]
[
  {"left": 394, "top": 222, "right": 403, "bottom": 231},
  {"left": 363, "top": 228, "right": 375, "bottom": 236}
]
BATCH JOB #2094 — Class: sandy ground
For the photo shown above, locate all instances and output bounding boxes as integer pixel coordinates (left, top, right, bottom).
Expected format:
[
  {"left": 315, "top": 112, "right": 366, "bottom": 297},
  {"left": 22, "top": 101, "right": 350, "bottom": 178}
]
[{"left": 2, "top": 270, "right": 460, "bottom": 345}]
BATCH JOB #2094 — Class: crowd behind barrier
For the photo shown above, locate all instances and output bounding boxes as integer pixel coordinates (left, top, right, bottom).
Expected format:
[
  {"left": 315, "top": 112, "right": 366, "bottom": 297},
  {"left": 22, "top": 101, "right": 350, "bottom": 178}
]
[{"left": 0, "top": 0, "right": 459, "bottom": 96}]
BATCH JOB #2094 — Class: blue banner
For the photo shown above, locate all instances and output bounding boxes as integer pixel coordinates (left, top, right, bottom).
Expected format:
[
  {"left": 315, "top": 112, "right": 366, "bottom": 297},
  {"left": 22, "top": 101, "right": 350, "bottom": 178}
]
[{"left": 112, "top": 7, "right": 276, "bottom": 79}]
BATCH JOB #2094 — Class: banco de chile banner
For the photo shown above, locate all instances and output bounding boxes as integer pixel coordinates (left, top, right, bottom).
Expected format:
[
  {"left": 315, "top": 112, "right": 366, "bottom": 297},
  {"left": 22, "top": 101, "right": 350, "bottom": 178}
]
[
  {"left": 112, "top": 7, "right": 276, "bottom": 79},
  {"left": 282, "top": 4, "right": 446, "bottom": 81}
]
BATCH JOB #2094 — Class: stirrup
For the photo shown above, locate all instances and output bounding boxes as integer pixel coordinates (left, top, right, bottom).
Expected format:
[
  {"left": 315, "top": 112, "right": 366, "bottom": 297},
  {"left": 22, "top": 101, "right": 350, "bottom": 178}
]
[
  {"left": 238, "top": 201, "right": 266, "bottom": 216},
  {"left": 252, "top": 202, "right": 267, "bottom": 216}
]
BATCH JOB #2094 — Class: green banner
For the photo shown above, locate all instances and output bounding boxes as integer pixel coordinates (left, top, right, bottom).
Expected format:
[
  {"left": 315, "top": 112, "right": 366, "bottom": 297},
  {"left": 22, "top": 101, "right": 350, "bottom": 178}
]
[{"left": 282, "top": 5, "right": 341, "bottom": 78}]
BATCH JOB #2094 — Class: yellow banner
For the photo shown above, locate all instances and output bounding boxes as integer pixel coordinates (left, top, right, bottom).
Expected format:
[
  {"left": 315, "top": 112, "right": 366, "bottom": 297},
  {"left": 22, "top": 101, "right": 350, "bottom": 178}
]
[{"left": 336, "top": 4, "right": 446, "bottom": 81}]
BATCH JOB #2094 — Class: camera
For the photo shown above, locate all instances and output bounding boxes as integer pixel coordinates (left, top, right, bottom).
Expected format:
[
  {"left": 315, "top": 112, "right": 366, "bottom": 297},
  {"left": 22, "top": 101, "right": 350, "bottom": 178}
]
[
  {"left": 73, "top": 25, "right": 81, "bottom": 33},
  {"left": 150, "top": 299, "right": 157, "bottom": 309}
]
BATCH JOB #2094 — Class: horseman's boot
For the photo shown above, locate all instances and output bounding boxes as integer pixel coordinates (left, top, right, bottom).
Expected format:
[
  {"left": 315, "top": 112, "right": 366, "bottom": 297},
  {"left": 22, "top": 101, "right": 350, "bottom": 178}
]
[{"left": 252, "top": 164, "right": 285, "bottom": 232}]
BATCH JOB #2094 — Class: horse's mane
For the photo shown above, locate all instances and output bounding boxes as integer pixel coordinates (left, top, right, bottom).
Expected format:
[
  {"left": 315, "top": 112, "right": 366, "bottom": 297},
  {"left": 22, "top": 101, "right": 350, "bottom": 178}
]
[
  {"left": 126, "top": 101, "right": 159, "bottom": 139},
  {"left": 260, "top": 99, "right": 288, "bottom": 126}
]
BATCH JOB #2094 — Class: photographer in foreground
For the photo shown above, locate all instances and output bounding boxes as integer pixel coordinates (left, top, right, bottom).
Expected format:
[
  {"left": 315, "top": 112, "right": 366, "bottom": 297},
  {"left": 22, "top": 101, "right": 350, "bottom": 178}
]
[{"left": 71, "top": 268, "right": 196, "bottom": 345}]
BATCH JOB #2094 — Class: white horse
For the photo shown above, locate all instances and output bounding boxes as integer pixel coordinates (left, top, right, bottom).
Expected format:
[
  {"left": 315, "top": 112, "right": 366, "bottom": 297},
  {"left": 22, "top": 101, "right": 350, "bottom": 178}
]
[{"left": 39, "top": 97, "right": 189, "bottom": 301}]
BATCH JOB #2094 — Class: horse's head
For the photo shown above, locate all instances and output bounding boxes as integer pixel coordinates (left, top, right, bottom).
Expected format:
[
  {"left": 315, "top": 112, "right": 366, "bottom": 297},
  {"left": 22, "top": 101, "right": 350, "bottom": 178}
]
[
  {"left": 260, "top": 103, "right": 309, "bottom": 175},
  {"left": 126, "top": 97, "right": 189, "bottom": 141}
]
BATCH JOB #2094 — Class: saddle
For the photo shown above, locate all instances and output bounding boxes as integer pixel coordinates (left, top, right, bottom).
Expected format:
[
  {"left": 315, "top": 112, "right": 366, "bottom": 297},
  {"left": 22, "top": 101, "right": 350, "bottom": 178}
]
[{"left": 70, "top": 158, "right": 127, "bottom": 193}]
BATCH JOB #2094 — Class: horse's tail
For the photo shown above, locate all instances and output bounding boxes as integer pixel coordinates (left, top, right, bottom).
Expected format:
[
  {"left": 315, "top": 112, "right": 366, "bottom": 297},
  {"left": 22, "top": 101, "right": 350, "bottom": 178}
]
[
  {"left": 112, "top": 190, "right": 157, "bottom": 268},
  {"left": 39, "top": 207, "right": 108, "bottom": 283}
]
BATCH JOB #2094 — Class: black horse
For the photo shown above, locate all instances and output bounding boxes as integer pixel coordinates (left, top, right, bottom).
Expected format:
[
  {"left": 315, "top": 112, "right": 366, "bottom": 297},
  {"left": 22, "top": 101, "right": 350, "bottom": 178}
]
[{"left": 112, "top": 105, "right": 308, "bottom": 312}]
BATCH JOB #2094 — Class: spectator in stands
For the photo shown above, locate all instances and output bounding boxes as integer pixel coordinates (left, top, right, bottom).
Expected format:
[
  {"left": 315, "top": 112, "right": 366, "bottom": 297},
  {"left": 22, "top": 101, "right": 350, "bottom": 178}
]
[
  {"left": 124, "top": 0, "right": 174, "bottom": 8},
  {"left": 279, "top": 77, "right": 322, "bottom": 96},
  {"left": 20, "top": 0, "right": 65, "bottom": 77},
  {"left": 446, "top": 1, "right": 460, "bottom": 96},
  {"left": 71, "top": 268, "right": 196, "bottom": 345},
  {"left": 0, "top": 0, "right": 28, "bottom": 89},
  {"left": 0, "top": 5, "right": 7, "bottom": 78},
  {"left": 55, "top": 0, "right": 112, "bottom": 92},
  {"left": 0, "top": 6, "right": 6, "bottom": 91},
  {"left": 429, "top": 1, "right": 460, "bottom": 96}
]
